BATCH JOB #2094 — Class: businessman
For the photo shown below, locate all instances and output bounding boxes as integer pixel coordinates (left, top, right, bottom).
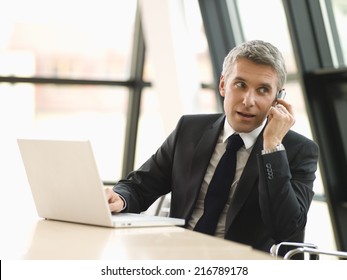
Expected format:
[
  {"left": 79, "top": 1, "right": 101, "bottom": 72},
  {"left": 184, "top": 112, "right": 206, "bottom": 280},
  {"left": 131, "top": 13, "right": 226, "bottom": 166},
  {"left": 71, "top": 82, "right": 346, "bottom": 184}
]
[{"left": 105, "top": 40, "right": 319, "bottom": 257}]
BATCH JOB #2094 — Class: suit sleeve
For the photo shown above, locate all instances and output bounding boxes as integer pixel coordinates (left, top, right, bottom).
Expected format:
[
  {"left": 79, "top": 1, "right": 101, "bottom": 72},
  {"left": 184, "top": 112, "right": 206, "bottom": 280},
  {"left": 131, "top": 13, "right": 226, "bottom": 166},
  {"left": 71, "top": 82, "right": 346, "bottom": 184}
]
[{"left": 257, "top": 139, "right": 319, "bottom": 241}]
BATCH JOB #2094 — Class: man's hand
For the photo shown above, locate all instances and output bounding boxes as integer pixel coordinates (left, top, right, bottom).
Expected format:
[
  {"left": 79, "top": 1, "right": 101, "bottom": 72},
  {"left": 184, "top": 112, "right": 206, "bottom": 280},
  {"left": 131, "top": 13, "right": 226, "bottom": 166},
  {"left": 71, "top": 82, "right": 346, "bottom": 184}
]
[
  {"left": 104, "top": 187, "right": 124, "bottom": 213},
  {"left": 264, "top": 99, "right": 295, "bottom": 150}
]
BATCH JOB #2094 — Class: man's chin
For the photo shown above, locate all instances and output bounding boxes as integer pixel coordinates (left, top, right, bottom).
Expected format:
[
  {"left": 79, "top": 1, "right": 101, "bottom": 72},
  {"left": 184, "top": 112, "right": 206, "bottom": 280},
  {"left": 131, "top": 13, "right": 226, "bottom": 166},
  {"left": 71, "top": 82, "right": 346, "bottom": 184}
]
[{"left": 234, "top": 121, "right": 267, "bottom": 133}]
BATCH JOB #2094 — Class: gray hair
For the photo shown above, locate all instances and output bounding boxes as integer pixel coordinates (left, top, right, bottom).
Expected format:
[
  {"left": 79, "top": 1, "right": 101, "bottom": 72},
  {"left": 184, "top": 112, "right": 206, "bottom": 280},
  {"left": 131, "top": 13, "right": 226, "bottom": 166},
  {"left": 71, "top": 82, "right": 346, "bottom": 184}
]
[{"left": 222, "top": 40, "right": 287, "bottom": 90}]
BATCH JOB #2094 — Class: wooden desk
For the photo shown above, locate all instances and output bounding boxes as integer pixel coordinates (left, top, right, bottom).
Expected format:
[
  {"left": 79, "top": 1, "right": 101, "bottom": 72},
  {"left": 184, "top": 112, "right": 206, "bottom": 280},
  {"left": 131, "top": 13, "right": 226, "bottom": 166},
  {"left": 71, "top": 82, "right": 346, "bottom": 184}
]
[
  {"left": 2, "top": 219, "right": 274, "bottom": 260},
  {"left": 0, "top": 178, "right": 273, "bottom": 260},
  {"left": 0, "top": 140, "right": 274, "bottom": 260}
]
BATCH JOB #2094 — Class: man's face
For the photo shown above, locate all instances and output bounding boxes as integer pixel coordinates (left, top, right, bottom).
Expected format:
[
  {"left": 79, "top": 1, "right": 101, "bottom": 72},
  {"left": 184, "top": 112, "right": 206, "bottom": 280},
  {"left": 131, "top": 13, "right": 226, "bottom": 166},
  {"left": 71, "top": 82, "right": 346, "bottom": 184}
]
[{"left": 219, "top": 58, "right": 278, "bottom": 133}]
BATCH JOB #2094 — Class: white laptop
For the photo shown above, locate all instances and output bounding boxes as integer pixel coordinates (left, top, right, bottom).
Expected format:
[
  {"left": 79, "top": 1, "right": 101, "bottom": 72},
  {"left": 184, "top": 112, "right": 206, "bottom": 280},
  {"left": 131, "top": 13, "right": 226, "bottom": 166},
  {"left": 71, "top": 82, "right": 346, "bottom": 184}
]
[{"left": 17, "top": 139, "right": 185, "bottom": 228}]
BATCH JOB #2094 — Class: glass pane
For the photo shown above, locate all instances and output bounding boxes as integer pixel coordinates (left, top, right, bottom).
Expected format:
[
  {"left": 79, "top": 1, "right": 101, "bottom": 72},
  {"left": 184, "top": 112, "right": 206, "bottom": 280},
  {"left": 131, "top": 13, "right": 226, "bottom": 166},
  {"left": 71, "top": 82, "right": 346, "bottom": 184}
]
[
  {"left": 138, "top": 0, "right": 217, "bottom": 170},
  {"left": 143, "top": 0, "right": 214, "bottom": 85},
  {"left": 235, "top": 0, "right": 297, "bottom": 74},
  {"left": 195, "top": 88, "right": 219, "bottom": 113},
  {"left": 135, "top": 88, "right": 166, "bottom": 170},
  {"left": 0, "top": 0, "right": 137, "bottom": 79},
  {"left": 331, "top": 0, "right": 347, "bottom": 66},
  {"left": 10, "top": 84, "right": 129, "bottom": 181},
  {"left": 183, "top": 0, "right": 214, "bottom": 85}
]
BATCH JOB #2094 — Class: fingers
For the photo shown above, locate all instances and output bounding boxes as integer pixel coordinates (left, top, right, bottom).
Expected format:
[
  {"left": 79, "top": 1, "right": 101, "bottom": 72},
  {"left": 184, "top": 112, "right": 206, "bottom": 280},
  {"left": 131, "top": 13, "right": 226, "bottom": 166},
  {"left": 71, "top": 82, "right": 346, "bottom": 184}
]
[
  {"left": 109, "top": 199, "right": 124, "bottom": 213},
  {"left": 264, "top": 100, "right": 296, "bottom": 149},
  {"left": 269, "top": 98, "right": 295, "bottom": 125},
  {"left": 275, "top": 99, "right": 294, "bottom": 117},
  {"left": 274, "top": 104, "right": 295, "bottom": 126},
  {"left": 104, "top": 187, "right": 124, "bottom": 213},
  {"left": 104, "top": 187, "right": 114, "bottom": 201}
]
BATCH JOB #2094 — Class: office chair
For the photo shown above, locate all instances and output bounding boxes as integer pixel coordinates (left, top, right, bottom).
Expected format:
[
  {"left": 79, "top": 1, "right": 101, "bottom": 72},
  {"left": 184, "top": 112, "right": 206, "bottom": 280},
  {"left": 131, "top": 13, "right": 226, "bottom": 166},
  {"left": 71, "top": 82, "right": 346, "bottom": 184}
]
[{"left": 270, "top": 242, "right": 347, "bottom": 260}]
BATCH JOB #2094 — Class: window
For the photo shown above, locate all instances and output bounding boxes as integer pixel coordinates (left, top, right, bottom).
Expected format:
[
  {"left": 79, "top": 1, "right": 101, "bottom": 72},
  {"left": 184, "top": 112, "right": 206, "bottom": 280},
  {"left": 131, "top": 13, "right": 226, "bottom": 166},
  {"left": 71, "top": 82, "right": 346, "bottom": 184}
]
[
  {"left": 326, "top": 0, "right": 347, "bottom": 66},
  {"left": 134, "top": 0, "right": 216, "bottom": 169},
  {"left": 0, "top": 0, "right": 137, "bottom": 181}
]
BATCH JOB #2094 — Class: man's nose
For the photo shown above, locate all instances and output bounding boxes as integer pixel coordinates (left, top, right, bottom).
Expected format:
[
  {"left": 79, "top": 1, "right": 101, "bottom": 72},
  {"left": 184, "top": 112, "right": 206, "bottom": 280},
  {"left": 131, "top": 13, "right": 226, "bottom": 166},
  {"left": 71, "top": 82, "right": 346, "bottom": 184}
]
[{"left": 242, "top": 91, "right": 255, "bottom": 107}]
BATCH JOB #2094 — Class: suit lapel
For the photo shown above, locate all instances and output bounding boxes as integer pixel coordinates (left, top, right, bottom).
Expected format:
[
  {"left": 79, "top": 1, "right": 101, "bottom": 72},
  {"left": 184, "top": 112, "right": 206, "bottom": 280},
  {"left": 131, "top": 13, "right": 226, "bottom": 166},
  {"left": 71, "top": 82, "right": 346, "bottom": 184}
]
[
  {"left": 225, "top": 130, "right": 264, "bottom": 231},
  {"left": 184, "top": 115, "right": 225, "bottom": 215}
]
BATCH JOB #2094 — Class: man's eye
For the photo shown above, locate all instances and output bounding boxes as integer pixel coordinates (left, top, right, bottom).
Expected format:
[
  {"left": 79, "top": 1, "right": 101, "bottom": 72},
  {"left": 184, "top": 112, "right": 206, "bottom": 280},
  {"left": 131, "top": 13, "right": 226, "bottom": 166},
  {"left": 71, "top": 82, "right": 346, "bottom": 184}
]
[
  {"left": 235, "top": 82, "right": 245, "bottom": 88},
  {"left": 258, "top": 87, "right": 269, "bottom": 94}
]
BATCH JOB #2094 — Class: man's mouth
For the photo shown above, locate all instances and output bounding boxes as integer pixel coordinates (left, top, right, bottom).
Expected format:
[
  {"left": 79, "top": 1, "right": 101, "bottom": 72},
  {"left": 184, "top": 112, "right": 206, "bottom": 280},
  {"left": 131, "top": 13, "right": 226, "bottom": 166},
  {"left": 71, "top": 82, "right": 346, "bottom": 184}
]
[{"left": 237, "top": 112, "right": 255, "bottom": 118}]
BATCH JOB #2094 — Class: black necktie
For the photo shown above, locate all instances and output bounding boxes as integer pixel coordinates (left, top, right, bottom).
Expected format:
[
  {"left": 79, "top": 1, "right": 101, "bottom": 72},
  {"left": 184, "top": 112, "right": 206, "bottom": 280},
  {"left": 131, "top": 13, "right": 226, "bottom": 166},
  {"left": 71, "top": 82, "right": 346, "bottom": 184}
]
[{"left": 194, "top": 134, "right": 244, "bottom": 235}]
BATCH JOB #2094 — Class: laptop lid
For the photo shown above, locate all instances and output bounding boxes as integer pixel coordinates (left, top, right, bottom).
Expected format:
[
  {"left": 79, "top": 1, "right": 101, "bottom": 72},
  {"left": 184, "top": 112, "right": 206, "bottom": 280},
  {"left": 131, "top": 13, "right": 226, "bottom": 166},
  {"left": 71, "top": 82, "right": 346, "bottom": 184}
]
[{"left": 17, "top": 139, "right": 185, "bottom": 228}]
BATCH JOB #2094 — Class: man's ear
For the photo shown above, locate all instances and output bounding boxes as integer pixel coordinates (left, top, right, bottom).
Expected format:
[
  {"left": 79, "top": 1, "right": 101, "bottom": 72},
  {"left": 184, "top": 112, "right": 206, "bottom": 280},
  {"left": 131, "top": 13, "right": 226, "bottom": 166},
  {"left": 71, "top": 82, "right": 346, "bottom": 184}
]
[{"left": 219, "top": 75, "right": 225, "bottom": 97}]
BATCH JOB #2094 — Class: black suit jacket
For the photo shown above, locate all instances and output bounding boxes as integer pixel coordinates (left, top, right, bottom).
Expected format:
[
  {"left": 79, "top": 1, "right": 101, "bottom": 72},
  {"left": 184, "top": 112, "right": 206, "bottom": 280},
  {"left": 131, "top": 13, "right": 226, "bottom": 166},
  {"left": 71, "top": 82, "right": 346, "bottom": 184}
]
[{"left": 114, "top": 114, "right": 319, "bottom": 255}]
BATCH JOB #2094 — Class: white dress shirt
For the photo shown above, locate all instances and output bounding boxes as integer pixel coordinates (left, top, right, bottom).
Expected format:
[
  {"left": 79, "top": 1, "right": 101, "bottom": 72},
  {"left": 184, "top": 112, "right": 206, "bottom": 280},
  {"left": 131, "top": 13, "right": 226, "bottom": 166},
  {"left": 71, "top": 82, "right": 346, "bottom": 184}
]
[{"left": 187, "top": 118, "right": 266, "bottom": 237}]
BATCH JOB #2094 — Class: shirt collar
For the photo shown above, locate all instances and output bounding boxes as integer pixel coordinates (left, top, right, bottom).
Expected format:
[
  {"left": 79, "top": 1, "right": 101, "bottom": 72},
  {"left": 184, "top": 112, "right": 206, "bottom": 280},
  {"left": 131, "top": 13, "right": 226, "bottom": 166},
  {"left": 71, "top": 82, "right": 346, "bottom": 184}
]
[{"left": 222, "top": 118, "right": 266, "bottom": 149}]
